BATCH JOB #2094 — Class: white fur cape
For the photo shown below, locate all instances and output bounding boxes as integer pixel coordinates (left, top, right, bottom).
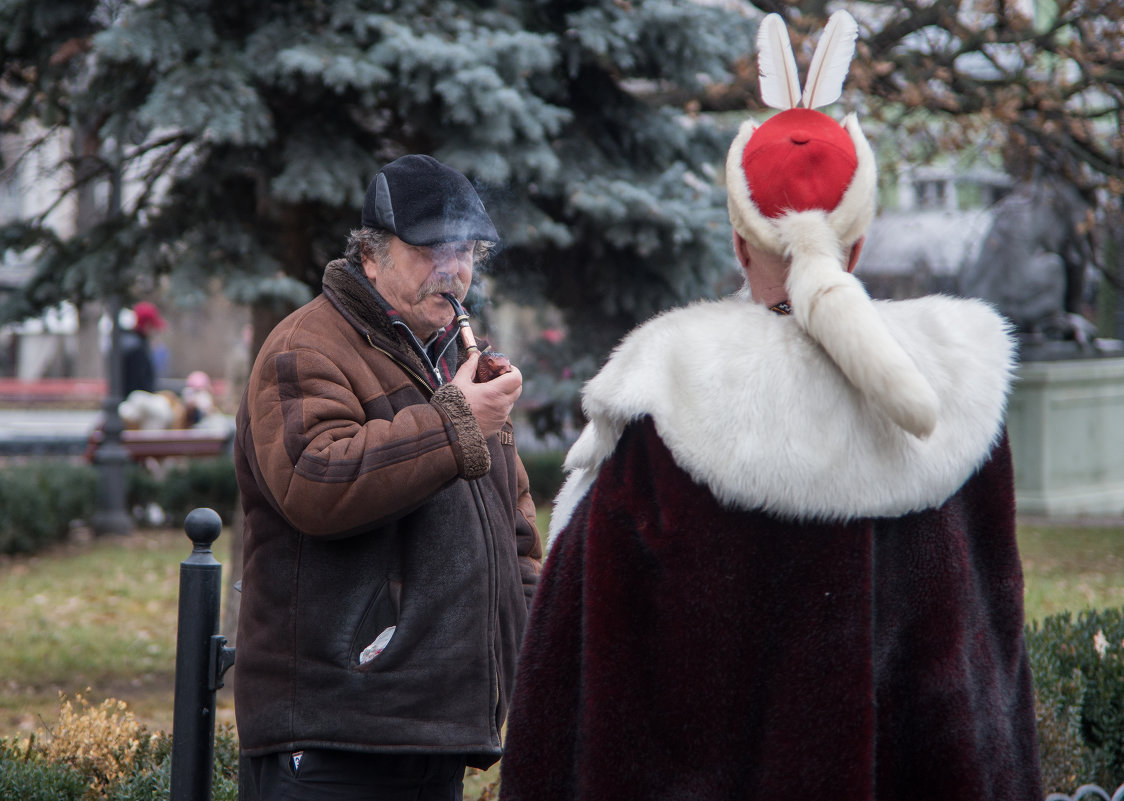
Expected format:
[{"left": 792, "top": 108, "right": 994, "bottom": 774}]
[{"left": 551, "top": 293, "right": 1016, "bottom": 538}]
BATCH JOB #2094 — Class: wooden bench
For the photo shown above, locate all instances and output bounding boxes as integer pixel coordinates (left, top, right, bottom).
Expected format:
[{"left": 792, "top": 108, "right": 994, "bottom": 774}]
[
  {"left": 85, "top": 427, "right": 234, "bottom": 463},
  {"left": 0, "top": 377, "right": 106, "bottom": 409}
]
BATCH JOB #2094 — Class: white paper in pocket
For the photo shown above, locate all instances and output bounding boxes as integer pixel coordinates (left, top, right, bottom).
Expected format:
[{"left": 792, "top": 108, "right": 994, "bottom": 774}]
[{"left": 359, "top": 626, "right": 396, "bottom": 665}]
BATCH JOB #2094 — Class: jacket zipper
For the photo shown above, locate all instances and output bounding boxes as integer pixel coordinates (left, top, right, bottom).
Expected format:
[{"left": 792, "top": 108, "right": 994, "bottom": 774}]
[
  {"left": 369, "top": 330, "right": 501, "bottom": 741},
  {"left": 365, "top": 334, "right": 436, "bottom": 396}
]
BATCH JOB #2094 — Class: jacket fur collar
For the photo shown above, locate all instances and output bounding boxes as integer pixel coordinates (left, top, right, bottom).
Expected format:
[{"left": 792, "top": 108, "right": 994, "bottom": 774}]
[
  {"left": 322, "top": 258, "right": 436, "bottom": 384},
  {"left": 552, "top": 293, "right": 1015, "bottom": 536}
]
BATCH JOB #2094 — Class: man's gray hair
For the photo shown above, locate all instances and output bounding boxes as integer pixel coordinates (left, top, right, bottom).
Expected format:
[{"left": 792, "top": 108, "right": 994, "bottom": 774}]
[
  {"left": 346, "top": 227, "right": 394, "bottom": 271},
  {"left": 346, "top": 228, "right": 496, "bottom": 271}
]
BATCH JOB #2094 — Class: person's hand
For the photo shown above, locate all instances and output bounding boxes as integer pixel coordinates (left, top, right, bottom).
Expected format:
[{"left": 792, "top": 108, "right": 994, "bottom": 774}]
[{"left": 451, "top": 353, "right": 523, "bottom": 439}]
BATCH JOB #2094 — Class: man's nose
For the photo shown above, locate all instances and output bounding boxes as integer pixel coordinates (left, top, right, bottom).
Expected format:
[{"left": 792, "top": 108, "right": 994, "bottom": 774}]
[{"left": 432, "top": 248, "right": 459, "bottom": 273}]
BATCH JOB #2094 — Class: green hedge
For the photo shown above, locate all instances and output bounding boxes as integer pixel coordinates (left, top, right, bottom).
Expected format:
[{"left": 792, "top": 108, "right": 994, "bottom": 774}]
[
  {"left": 145, "top": 458, "right": 239, "bottom": 529},
  {"left": 0, "top": 449, "right": 550, "bottom": 557},
  {"left": 1029, "top": 606, "right": 1124, "bottom": 793},
  {"left": 0, "top": 461, "right": 98, "bottom": 555},
  {"left": 0, "top": 457, "right": 238, "bottom": 556},
  {"left": 521, "top": 449, "right": 565, "bottom": 507}
]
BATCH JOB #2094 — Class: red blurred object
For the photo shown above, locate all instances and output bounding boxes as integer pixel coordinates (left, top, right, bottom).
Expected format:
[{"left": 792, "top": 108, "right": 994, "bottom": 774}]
[{"left": 133, "top": 301, "right": 166, "bottom": 333}]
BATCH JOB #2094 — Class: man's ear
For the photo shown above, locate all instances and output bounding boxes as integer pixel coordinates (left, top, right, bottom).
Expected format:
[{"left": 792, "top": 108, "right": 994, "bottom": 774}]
[
  {"left": 846, "top": 236, "right": 865, "bottom": 274},
  {"left": 362, "top": 255, "right": 380, "bottom": 285},
  {"left": 733, "top": 232, "right": 751, "bottom": 268}
]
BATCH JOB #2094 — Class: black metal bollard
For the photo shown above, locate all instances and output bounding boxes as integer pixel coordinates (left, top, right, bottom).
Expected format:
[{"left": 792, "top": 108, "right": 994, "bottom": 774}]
[{"left": 170, "top": 508, "right": 236, "bottom": 801}]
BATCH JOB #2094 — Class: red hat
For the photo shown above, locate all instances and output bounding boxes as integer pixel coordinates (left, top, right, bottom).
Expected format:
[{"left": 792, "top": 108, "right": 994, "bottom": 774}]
[
  {"left": 132, "top": 301, "right": 166, "bottom": 334},
  {"left": 741, "top": 108, "right": 857, "bottom": 219},
  {"left": 726, "top": 109, "right": 876, "bottom": 261}
]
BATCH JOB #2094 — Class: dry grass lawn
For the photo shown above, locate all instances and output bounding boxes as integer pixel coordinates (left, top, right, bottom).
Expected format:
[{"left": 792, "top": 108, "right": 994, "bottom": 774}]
[{"left": 1, "top": 514, "right": 1121, "bottom": 796}]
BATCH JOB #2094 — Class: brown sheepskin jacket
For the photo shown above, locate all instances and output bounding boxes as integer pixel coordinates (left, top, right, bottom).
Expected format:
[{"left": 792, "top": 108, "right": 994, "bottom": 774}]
[{"left": 234, "top": 259, "right": 541, "bottom": 769}]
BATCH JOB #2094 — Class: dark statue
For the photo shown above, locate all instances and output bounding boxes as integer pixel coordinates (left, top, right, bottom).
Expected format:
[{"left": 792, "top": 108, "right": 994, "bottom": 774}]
[{"left": 958, "top": 176, "right": 1099, "bottom": 356}]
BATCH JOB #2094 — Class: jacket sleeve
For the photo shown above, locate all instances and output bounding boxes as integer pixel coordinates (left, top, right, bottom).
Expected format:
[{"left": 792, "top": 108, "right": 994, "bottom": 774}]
[{"left": 247, "top": 344, "right": 475, "bottom": 536}]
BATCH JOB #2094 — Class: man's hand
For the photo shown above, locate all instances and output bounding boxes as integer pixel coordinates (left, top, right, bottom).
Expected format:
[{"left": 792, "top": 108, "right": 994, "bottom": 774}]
[{"left": 451, "top": 353, "right": 523, "bottom": 439}]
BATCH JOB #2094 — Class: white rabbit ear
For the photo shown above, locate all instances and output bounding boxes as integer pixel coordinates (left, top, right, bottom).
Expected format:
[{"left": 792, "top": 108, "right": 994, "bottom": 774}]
[
  {"left": 801, "top": 10, "right": 858, "bottom": 110},
  {"left": 756, "top": 13, "right": 801, "bottom": 110}
]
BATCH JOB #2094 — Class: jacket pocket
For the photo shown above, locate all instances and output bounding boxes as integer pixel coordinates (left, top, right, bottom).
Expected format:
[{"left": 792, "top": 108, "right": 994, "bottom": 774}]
[{"left": 348, "top": 577, "right": 402, "bottom": 669}]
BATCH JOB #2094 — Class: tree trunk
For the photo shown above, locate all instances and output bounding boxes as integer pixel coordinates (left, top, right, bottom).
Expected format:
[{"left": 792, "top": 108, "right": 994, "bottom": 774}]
[{"left": 223, "top": 200, "right": 315, "bottom": 647}]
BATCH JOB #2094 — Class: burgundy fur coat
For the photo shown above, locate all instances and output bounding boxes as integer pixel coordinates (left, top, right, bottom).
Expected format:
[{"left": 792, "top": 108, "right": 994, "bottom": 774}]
[{"left": 499, "top": 293, "right": 1042, "bottom": 800}]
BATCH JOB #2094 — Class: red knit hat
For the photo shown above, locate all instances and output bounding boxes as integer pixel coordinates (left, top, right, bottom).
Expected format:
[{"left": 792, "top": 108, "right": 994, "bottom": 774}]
[{"left": 742, "top": 108, "right": 858, "bottom": 219}]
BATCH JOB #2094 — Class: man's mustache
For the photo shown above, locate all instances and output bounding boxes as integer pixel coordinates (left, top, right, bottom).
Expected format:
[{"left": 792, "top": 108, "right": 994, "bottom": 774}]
[{"left": 417, "top": 275, "right": 466, "bottom": 302}]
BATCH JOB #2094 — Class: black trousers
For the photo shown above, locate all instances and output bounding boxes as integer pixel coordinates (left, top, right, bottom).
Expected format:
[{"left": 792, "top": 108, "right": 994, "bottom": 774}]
[{"left": 249, "top": 749, "right": 466, "bottom": 801}]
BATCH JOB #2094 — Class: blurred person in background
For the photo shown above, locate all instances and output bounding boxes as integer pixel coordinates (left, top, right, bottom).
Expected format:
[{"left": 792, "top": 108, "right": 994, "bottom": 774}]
[{"left": 120, "top": 300, "right": 165, "bottom": 397}]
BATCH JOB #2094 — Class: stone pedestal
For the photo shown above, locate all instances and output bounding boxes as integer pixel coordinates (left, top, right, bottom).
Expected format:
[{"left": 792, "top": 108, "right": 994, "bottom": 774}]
[{"left": 1007, "top": 357, "right": 1124, "bottom": 517}]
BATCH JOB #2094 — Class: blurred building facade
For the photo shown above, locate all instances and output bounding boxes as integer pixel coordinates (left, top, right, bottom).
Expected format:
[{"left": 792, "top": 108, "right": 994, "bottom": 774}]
[{"left": 0, "top": 124, "right": 247, "bottom": 385}]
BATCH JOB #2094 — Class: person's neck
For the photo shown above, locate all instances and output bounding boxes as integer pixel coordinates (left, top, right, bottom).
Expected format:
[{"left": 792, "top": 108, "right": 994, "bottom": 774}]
[
  {"left": 743, "top": 259, "right": 788, "bottom": 308},
  {"left": 750, "top": 279, "right": 788, "bottom": 308}
]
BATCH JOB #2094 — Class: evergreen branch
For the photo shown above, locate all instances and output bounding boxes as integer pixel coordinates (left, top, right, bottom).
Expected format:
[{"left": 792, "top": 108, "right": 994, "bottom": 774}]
[
  {"left": 126, "top": 138, "right": 191, "bottom": 213},
  {"left": 0, "top": 123, "right": 64, "bottom": 181}
]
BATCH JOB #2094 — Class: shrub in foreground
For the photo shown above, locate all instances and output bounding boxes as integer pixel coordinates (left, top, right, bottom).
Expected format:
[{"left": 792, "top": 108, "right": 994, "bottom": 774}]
[
  {"left": 1029, "top": 606, "right": 1124, "bottom": 794},
  {"left": 0, "top": 693, "right": 238, "bottom": 801}
]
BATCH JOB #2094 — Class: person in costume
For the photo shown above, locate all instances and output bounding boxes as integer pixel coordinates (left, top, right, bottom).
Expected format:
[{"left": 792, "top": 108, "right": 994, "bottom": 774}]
[{"left": 499, "top": 12, "right": 1042, "bottom": 801}]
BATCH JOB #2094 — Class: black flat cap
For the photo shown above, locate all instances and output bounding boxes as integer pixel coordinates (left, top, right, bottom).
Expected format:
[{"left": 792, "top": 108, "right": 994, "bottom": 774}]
[{"left": 361, "top": 155, "right": 498, "bottom": 245}]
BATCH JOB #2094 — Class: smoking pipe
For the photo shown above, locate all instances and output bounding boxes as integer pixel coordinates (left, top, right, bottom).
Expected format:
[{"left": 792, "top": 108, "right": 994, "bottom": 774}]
[{"left": 443, "top": 293, "right": 512, "bottom": 382}]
